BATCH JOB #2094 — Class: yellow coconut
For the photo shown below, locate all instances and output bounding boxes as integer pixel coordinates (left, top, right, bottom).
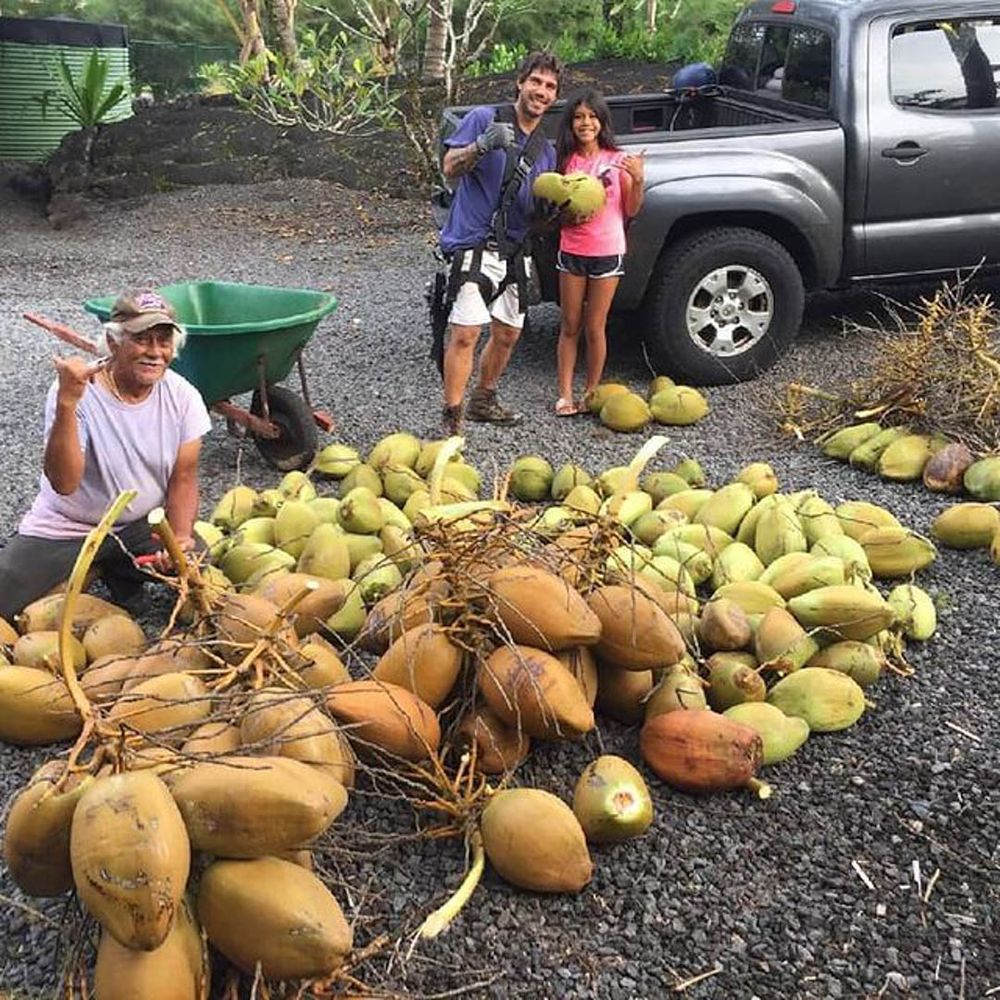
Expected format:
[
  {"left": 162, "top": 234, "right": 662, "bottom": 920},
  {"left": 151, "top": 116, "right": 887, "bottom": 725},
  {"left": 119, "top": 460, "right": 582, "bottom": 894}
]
[
  {"left": 4, "top": 761, "right": 93, "bottom": 896},
  {"left": 479, "top": 644, "right": 595, "bottom": 740},
  {"left": 71, "top": 770, "right": 190, "bottom": 950},
  {"left": 325, "top": 680, "right": 441, "bottom": 761},
  {"left": 0, "top": 666, "right": 81, "bottom": 745},
  {"left": 168, "top": 755, "right": 347, "bottom": 857},
  {"left": 372, "top": 623, "right": 463, "bottom": 707},
  {"left": 198, "top": 856, "right": 352, "bottom": 980},
  {"left": 480, "top": 788, "right": 593, "bottom": 892},
  {"left": 93, "top": 898, "right": 208, "bottom": 1000}
]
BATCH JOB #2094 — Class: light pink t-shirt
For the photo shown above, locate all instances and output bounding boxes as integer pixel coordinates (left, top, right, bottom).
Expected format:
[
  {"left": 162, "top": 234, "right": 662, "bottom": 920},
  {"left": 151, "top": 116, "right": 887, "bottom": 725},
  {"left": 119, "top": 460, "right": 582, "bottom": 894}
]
[
  {"left": 560, "top": 149, "right": 629, "bottom": 257},
  {"left": 19, "top": 369, "right": 212, "bottom": 539}
]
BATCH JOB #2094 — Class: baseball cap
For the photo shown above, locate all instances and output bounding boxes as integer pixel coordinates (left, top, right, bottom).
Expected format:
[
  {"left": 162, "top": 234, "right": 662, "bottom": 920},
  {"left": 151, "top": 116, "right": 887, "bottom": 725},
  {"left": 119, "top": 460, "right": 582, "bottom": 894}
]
[{"left": 110, "top": 289, "right": 181, "bottom": 336}]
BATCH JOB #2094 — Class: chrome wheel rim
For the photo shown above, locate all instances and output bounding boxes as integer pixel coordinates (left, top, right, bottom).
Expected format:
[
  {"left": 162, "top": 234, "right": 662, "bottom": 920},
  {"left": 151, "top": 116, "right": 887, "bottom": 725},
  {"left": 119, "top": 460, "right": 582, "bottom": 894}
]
[{"left": 684, "top": 264, "right": 774, "bottom": 357}]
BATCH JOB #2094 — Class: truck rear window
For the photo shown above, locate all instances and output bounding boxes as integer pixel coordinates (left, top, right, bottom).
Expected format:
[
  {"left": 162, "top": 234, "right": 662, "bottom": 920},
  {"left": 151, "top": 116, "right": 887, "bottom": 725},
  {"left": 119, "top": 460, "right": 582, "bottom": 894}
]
[
  {"left": 891, "top": 19, "right": 1000, "bottom": 110},
  {"left": 720, "top": 21, "right": 831, "bottom": 109}
]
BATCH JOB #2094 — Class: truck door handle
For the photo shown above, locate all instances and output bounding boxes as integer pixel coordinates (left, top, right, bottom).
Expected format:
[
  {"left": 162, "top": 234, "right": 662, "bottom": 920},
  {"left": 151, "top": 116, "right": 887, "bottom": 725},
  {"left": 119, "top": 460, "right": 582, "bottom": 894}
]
[{"left": 881, "top": 142, "right": 929, "bottom": 161}]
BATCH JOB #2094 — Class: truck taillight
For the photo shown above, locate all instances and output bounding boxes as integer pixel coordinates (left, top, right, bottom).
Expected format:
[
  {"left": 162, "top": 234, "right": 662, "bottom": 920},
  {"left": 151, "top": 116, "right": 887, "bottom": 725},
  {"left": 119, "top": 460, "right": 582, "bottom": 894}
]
[{"left": 771, "top": 0, "right": 796, "bottom": 10}]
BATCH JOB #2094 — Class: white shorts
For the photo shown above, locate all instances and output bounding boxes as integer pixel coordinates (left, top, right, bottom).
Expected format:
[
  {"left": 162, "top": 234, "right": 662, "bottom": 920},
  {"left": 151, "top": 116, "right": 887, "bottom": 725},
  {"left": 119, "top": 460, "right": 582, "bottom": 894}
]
[{"left": 447, "top": 247, "right": 532, "bottom": 330}]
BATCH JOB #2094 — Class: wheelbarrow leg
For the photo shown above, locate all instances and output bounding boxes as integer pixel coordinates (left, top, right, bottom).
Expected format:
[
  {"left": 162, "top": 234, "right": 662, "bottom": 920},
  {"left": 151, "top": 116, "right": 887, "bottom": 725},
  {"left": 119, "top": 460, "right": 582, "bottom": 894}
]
[{"left": 296, "top": 351, "right": 335, "bottom": 432}]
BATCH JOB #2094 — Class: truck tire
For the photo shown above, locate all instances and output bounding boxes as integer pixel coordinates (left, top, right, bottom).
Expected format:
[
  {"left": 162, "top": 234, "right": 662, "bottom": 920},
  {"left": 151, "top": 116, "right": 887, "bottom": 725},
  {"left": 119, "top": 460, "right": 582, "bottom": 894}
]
[{"left": 641, "top": 227, "right": 804, "bottom": 385}]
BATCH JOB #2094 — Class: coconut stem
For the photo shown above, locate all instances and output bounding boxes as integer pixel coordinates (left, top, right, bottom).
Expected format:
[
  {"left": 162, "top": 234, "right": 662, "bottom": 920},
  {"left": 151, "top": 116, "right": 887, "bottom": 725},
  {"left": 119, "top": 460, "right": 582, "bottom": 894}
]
[
  {"left": 217, "top": 580, "right": 319, "bottom": 692},
  {"left": 417, "top": 825, "right": 485, "bottom": 939},
  {"left": 147, "top": 506, "right": 212, "bottom": 617},
  {"left": 624, "top": 434, "right": 670, "bottom": 491},
  {"left": 746, "top": 777, "right": 773, "bottom": 800},
  {"left": 58, "top": 490, "right": 137, "bottom": 726},
  {"left": 428, "top": 435, "right": 465, "bottom": 506}
]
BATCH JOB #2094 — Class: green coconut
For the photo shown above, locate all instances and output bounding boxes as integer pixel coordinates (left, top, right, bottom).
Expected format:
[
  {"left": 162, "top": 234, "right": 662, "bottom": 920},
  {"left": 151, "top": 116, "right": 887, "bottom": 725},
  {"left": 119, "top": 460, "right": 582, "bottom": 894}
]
[
  {"left": 572, "top": 755, "right": 653, "bottom": 843},
  {"left": 650, "top": 386, "right": 709, "bottom": 425},
  {"left": 600, "top": 392, "right": 651, "bottom": 433}
]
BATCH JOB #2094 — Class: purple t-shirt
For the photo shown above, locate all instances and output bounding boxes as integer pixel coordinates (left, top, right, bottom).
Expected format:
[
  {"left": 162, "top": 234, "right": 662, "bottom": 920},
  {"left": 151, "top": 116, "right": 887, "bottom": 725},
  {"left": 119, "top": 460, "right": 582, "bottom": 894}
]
[
  {"left": 439, "top": 105, "right": 556, "bottom": 254},
  {"left": 19, "top": 369, "right": 212, "bottom": 539}
]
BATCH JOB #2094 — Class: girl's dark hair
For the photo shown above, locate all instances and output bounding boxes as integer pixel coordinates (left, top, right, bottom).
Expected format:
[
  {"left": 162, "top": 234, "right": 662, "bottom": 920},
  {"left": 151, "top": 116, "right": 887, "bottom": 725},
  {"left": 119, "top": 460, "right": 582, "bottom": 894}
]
[{"left": 556, "top": 89, "right": 620, "bottom": 170}]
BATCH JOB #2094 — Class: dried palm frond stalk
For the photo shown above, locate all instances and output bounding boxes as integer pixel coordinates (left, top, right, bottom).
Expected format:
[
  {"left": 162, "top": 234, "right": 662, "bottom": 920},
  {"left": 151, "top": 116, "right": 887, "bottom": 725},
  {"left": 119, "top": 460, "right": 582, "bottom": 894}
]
[{"left": 779, "top": 280, "right": 1000, "bottom": 453}]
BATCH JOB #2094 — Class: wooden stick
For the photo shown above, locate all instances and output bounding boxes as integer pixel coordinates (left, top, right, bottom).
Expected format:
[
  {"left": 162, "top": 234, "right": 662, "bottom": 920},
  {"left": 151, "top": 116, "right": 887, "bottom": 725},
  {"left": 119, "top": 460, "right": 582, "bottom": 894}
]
[
  {"left": 673, "top": 965, "right": 723, "bottom": 992},
  {"left": 23, "top": 312, "right": 101, "bottom": 355}
]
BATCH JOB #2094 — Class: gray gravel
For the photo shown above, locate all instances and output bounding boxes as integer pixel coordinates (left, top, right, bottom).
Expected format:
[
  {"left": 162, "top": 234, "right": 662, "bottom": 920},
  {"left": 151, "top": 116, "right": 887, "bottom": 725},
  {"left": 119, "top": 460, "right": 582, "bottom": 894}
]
[{"left": 1, "top": 178, "right": 998, "bottom": 999}]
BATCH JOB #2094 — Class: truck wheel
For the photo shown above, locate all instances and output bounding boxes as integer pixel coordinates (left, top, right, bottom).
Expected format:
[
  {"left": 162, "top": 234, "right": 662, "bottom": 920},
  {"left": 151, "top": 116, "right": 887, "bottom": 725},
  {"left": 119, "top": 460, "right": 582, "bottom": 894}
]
[
  {"left": 641, "top": 227, "right": 804, "bottom": 385},
  {"left": 250, "top": 384, "right": 318, "bottom": 472}
]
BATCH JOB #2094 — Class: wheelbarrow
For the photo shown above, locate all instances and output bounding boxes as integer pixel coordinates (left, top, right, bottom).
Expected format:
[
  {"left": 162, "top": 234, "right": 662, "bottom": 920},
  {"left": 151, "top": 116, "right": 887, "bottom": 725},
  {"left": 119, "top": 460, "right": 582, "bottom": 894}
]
[{"left": 78, "top": 280, "right": 339, "bottom": 472}]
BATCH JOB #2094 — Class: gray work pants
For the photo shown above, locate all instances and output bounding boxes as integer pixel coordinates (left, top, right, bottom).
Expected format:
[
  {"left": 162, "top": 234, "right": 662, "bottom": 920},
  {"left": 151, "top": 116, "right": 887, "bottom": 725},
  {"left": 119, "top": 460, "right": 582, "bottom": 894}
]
[{"left": 0, "top": 519, "right": 160, "bottom": 622}]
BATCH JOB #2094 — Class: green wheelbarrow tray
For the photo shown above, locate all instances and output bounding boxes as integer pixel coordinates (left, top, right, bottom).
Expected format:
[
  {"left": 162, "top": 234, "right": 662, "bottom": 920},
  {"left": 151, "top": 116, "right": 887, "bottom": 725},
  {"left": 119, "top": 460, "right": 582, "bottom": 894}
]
[{"left": 84, "top": 281, "right": 338, "bottom": 471}]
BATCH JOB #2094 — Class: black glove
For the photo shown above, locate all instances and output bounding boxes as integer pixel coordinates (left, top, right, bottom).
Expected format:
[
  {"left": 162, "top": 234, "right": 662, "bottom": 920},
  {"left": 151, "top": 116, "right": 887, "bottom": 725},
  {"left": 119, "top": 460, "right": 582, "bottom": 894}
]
[{"left": 475, "top": 121, "right": 515, "bottom": 154}]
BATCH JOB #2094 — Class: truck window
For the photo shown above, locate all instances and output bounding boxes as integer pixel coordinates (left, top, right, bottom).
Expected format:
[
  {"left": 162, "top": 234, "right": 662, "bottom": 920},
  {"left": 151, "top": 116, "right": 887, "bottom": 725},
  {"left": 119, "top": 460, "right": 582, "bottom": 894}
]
[
  {"left": 720, "top": 21, "right": 832, "bottom": 108},
  {"left": 891, "top": 19, "right": 1000, "bottom": 110},
  {"left": 757, "top": 26, "right": 791, "bottom": 92},
  {"left": 783, "top": 26, "right": 832, "bottom": 108},
  {"left": 720, "top": 22, "right": 765, "bottom": 90}
]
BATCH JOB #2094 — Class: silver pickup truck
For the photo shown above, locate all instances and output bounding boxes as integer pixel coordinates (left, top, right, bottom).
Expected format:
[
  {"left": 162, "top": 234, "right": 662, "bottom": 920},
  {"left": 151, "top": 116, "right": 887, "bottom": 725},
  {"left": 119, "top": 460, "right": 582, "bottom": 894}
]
[{"left": 442, "top": 0, "right": 1000, "bottom": 384}]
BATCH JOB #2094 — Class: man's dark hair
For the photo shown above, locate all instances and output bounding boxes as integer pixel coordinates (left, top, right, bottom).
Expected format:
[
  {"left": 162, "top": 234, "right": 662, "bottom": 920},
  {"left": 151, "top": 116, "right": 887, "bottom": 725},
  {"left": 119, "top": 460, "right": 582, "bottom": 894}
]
[{"left": 515, "top": 51, "right": 562, "bottom": 92}]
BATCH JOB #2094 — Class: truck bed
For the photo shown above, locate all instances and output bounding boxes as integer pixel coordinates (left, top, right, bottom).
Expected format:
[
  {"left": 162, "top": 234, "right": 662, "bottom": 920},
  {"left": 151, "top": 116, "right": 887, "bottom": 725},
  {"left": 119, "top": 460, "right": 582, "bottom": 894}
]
[{"left": 442, "top": 87, "right": 827, "bottom": 145}]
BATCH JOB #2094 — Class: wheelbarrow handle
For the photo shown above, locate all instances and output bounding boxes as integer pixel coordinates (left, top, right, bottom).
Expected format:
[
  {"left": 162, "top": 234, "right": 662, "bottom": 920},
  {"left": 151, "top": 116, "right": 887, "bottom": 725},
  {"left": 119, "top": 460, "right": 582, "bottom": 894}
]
[{"left": 23, "top": 312, "right": 101, "bottom": 355}]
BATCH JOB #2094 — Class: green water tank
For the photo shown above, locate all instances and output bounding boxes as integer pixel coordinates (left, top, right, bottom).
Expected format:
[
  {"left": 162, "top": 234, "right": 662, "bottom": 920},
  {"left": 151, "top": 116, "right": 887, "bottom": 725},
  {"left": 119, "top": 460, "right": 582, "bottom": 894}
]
[{"left": 0, "top": 16, "right": 132, "bottom": 162}]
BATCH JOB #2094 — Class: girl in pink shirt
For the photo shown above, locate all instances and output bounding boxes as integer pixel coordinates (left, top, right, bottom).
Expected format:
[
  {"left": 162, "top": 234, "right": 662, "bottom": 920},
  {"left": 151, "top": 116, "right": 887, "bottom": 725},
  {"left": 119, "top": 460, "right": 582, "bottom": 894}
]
[{"left": 554, "top": 90, "right": 644, "bottom": 415}]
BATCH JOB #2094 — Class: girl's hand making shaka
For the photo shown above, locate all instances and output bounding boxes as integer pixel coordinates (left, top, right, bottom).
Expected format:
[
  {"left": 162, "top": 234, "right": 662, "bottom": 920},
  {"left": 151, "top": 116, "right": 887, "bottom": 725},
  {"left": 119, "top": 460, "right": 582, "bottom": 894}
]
[{"left": 618, "top": 151, "right": 645, "bottom": 185}]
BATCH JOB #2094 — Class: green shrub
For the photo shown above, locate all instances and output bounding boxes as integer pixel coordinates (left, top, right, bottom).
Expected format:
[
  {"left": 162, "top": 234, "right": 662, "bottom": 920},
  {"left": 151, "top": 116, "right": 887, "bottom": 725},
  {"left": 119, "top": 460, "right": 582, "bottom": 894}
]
[{"left": 37, "top": 49, "right": 129, "bottom": 128}]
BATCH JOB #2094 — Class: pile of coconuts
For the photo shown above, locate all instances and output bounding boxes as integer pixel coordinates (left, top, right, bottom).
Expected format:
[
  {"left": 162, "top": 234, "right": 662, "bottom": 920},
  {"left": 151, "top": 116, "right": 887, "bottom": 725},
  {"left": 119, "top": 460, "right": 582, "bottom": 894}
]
[
  {"left": 0, "top": 428, "right": 942, "bottom": 998},
  {"left": 586, "top": 376, "right": 709, "bottom": 433}
]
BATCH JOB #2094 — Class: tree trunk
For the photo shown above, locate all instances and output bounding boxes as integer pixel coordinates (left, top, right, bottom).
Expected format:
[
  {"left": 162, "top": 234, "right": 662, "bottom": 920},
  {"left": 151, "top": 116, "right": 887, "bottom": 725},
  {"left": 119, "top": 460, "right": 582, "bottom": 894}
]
[
  {"left": 645, "top": 0, "right": 657, "bottom": 32},
  {"left": 270, "top": 0, "right": 299, "bottom": 65},
  {"left": 423, "top": 2, "right": 447, "bottom": 81},
  {"left": 238, "top": 0, "right": 268, "bottom": 65}
]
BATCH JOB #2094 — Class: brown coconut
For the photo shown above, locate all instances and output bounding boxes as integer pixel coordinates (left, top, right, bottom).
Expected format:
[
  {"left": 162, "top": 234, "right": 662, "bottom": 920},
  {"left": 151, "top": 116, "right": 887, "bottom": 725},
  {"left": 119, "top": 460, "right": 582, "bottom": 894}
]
[
  {"left": 94, "top": 898, "right": 208, "bottom": 1000},
  {"left": 922, "top": 442, "right": 974, "bottom": 494},
  {"left": 253, "top": 571, "right": 349, "bottom": 638},
  {"left": 80, "top": 653, "right": 139, "bottom": 702},
  {"left": 458, "top": 704, "right": 531, "bottom": 774},
  {"left": 16, "top": 592, "right": 126, "bottom": 637},
  {"left": 240, "top": 689, "right": 355, "bottom": 787},
  {"left": 480, "top": 788, "right": 593, "bottom": 892},
  {"left": 486, "top": 564, "right": 601, "bottom": 651},
  {"left": 108, "top": 672, "right": 211, "bottom": 742},
  {"left": 181, "top": 720, "right": 242, "bottom": 756},
  {"left": 479, "top": 644, "right": 595, "bottom": 740},
  {"left": 372, "top": 622, "right": 464, "bottom": 707},
  {"left": 557, "top": 646, "right": 599, "bottom": 707},
  {"left": 587, "top": 585, "right": 686, "bottom": 670},
  {"left": 198, "top": 856, "right": 352, "bottom": 980},
  {"left": 81, "top": 614, "right": 146, "bottom": 662},
  {"left": 596, "top": 662, "right": 655, "bottom": 724},
  {"left": 11, "top": 630, "right": 87, "bottom": 672},
  {"left": 697, "top": 598, "right": 752, "bottom": 652},
  {"left": 168, "top": 756, "right": 347, "bottom": 858},
  {"left": 71, "top": 770, "right": 190, "bottom": 950},
  {"left": 325, "top": 679, "right": 441, "bottom": 761},
  {"left": 359, "top": 588, "right": 436, "bottom": 653},
  {"left": 0, "top": 666, "right": 81, "bottom": 746},
  {"left": 4, "top": 761, "right": 93, "bottom": 896},
  {"left": 294, "top": 633, "right": 351, "bottom": 688},
  {"left": 640, "top": 709, "right": 763, "bottom": 794}
]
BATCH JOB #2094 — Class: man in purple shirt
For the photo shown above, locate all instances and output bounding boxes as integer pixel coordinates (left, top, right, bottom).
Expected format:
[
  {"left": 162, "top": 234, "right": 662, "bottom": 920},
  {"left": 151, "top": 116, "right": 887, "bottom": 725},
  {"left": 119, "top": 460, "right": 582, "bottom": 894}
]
[{"left": 439, "top": 51, "right": 561, "bottom": 434}]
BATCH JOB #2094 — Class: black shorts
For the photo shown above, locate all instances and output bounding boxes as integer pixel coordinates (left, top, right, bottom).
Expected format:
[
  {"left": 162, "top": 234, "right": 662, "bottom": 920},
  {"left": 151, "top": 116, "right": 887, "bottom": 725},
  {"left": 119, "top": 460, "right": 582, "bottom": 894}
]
[{"left": 556, "top": 250, "right": 625, "bottom": 279}]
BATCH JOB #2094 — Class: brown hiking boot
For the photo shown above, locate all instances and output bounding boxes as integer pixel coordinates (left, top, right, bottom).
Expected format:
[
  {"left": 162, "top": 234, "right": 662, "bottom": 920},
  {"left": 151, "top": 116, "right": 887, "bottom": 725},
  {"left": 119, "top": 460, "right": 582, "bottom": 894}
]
[
  {"left": 441, "top": 402, "right": 464, "bottom": 436},
  {"left": 466, "top": 386, "right": 522, "bottom": 425}
]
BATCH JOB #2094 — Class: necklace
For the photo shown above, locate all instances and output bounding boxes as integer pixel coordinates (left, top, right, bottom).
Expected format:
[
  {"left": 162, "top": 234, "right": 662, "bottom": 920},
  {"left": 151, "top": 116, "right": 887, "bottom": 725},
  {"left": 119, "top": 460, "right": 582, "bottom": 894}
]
[{"left": 103, "top": 366, "right": 151, "bottom": 404}]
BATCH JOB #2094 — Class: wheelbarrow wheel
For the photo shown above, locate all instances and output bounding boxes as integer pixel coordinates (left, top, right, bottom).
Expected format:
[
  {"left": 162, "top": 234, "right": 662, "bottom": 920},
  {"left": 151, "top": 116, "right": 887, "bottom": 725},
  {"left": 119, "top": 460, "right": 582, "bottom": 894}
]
[{"left": 250, "top": 384, "right": 318, "bottom": 472}]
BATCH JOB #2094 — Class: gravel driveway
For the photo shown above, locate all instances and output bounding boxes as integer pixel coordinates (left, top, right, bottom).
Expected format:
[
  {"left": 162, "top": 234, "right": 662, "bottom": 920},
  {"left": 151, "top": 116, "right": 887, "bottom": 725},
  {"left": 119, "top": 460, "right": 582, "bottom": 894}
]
[{"left": 0, "top": 178, "right": 997, "bottom": 999}]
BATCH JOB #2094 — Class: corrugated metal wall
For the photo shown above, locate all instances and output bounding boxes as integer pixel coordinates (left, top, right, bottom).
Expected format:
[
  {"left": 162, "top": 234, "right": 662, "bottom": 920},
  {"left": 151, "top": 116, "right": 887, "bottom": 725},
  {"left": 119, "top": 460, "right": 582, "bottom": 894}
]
[{"left": 0, "top": 38, "right": 132, "bottom": 162}]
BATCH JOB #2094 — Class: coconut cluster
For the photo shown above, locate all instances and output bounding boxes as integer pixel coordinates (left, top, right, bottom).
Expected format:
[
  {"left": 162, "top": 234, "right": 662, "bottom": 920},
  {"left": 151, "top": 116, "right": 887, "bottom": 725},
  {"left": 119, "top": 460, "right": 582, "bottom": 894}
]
[{"left": 0, "top": 430, "right": 947, "bottom": 995}]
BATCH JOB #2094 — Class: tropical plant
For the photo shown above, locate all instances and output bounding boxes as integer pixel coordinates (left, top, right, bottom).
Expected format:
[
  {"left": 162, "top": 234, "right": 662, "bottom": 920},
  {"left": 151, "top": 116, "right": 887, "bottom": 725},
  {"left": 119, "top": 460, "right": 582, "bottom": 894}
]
[
  {"left": 37, "top": 49, "right": 130, "bottom": 129},
  {"left": 218, "top": 27, "right": 398, "bottom": 135}
]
